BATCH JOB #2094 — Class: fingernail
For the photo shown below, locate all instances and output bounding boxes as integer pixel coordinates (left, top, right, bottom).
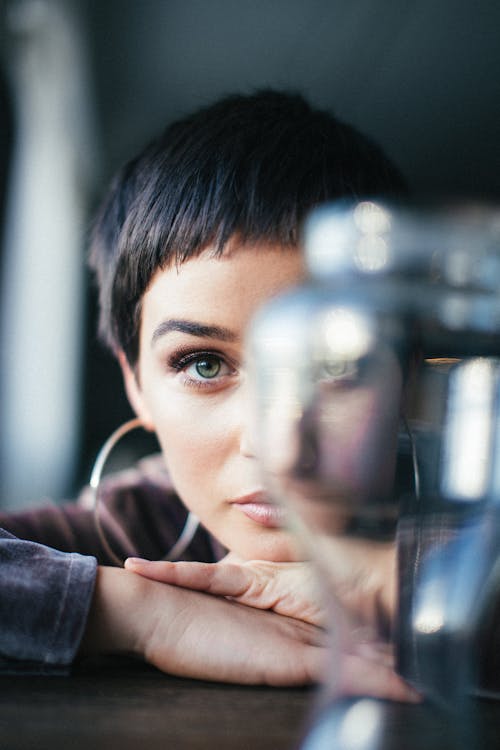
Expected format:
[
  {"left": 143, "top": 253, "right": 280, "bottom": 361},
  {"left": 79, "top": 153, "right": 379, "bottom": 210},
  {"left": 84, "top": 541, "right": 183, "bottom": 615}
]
[{"left": 124, "top": 557, "right": 151, "bottom": 566}]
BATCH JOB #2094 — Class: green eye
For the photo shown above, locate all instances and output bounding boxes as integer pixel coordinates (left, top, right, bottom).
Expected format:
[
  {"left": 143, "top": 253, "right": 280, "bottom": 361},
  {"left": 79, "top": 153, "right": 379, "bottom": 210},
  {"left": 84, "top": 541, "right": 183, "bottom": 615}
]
[
  {"left": 320, "top": 358, "right": 358, "bottom": 380},
  {"left": 195, "top": 356, "right": 221, "bottom": 379}
]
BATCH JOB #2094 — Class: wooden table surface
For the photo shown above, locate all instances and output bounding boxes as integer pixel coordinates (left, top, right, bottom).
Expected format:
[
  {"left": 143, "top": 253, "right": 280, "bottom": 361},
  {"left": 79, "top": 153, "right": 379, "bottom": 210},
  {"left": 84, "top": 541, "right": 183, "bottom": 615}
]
[{"left": 0, "top": 657, "right": 498, "bottom": 750}]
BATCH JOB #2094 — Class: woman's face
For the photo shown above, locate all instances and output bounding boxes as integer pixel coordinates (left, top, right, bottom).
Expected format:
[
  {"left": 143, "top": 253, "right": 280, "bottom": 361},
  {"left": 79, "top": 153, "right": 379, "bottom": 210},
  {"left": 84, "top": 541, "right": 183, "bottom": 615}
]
[{"left": 125, "top": 241, "right": 307, "bottom": 561}]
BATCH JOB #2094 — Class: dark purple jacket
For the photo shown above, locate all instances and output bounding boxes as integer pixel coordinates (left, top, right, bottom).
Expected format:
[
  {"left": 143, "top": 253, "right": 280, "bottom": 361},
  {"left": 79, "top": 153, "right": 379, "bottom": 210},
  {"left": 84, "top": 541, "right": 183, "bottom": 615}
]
[{"left": 0, "top": 455, "right": 223, "bottom": 673}]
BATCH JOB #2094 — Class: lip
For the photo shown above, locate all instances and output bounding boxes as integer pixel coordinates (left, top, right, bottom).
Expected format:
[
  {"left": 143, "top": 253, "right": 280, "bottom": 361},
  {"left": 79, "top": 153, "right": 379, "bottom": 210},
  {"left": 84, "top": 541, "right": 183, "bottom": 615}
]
[{"left": 229, "top": 491, "right": 287, "bottom": 528}]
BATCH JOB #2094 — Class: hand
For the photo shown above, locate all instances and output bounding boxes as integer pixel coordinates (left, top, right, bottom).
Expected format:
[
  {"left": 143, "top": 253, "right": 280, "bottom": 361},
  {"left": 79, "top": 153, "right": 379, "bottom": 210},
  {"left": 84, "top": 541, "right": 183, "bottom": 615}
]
[
  {"left": 125, "top": 555, "right": 325, "bottom": 626},
  {"left": 125, "top": 538, "right": 396, "bottom": 636},
  {"left": 124, "top": 552, "right": 420, "bottom": 702},
  {"left": 312, "top": 537, "right": 397, "bottom": 638},
  {"left": 80, "top": 565, "right": 327, "bottom": 687}
]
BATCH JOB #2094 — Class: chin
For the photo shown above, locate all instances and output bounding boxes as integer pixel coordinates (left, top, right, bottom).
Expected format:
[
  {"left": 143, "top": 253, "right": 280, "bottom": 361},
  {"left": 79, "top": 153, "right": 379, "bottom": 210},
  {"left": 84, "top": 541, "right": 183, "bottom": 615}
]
[{"left": 230, "top": 529, "right": 307, "bottom": 563}]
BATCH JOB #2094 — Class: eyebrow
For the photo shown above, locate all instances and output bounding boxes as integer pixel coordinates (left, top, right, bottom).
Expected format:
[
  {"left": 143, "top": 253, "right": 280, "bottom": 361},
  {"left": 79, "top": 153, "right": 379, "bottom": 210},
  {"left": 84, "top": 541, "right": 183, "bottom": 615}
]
[{"left": 151, "top": 318, "right": 237, "bottom": 346}]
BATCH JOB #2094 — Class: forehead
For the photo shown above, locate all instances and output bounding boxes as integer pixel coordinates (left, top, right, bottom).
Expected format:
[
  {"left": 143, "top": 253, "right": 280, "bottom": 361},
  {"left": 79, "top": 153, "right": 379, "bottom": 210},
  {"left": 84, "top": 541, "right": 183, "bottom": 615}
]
[{"left": 140, "top": 242, "right": 306, "bottom": 336}]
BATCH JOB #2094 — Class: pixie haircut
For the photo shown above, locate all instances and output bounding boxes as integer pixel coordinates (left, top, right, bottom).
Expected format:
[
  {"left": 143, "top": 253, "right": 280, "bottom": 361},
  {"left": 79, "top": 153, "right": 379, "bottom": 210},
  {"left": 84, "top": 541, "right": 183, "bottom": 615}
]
[{"left": 89, "top": 89, "right": 406, "bottom": 365}]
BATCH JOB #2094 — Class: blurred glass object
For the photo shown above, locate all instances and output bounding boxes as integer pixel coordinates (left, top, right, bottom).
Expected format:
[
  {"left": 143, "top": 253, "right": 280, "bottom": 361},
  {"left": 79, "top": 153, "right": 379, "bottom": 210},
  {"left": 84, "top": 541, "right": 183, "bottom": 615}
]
[
  {"left": 440, "top": 358, "right": 497, "bottom": 501},
  {"left": 248, "top": 201, "right": 500, "bottom": 743},
  {"left": 302, "top": 698, "right": 384, "bottom": 750},
  {"left": 250, "top": 290, "right": 404, "bottom": 540},
  {"left": 0, "top": 0, "right": 97, "bottom": 508}
]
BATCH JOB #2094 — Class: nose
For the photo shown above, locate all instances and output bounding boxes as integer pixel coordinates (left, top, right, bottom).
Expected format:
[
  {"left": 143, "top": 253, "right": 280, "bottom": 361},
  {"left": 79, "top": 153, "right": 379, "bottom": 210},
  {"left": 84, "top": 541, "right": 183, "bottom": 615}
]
[{"left": 240, "top": 424, "right": 257, "bottom": 458}]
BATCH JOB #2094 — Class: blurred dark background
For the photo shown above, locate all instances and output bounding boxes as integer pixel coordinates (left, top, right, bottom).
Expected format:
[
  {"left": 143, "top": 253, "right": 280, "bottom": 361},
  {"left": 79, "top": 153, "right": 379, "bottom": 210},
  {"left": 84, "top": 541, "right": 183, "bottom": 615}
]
[{"left": 1, "top": 0, "right": 499, "bottom": 507}]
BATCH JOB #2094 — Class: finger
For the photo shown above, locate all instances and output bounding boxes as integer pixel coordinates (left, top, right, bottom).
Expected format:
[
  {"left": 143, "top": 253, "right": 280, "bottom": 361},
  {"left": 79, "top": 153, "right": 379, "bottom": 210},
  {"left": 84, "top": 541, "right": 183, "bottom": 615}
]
[
  {"left": 126, "top": 558, "right": 325, "bottom": 626},
  {"left": 338, "top": 654, "right": 422, "bottom": 703},
  {"left": 264, "top": 643, "right": 328, "bottom": 687},
  {"left": 125, "top": 558, "right": 254, "bottom": 599},
  {"left": 352, "top": 639, "right": 395, "bottom": 669}
]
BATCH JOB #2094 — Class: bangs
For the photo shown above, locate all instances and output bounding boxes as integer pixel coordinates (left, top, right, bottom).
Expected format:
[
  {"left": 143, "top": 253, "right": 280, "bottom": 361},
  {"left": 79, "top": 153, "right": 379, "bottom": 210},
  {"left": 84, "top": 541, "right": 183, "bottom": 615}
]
[{"left": 90, "top": 90, "right": 406, "bottom": 364}]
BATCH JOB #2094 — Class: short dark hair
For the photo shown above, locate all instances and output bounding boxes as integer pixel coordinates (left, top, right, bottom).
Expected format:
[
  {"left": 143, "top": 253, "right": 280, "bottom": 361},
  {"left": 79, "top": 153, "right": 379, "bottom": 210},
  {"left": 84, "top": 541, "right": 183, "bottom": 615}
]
[{"left": 89, "top": 89, "right": 406, "bottom": 365}]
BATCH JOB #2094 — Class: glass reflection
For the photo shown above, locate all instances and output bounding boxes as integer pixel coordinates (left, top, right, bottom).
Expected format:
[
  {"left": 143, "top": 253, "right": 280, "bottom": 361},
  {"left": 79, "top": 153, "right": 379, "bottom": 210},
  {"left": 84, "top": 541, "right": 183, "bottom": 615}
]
[
  {"left": 248, "top": 201, "right": 500, "bottom": 747},
  {"left": 251, "top": 298, "right": 404, "bottom": 540},
  {"left": 440, "top": 358, "right": 498, "bottom": 501}
]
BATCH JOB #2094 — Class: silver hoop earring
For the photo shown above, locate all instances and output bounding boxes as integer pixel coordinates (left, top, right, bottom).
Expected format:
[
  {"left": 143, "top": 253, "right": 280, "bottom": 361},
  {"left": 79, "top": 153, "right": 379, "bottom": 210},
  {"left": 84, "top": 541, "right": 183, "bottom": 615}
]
[{"left": 89, "top": 418, "right": 199, "bottom": 566}]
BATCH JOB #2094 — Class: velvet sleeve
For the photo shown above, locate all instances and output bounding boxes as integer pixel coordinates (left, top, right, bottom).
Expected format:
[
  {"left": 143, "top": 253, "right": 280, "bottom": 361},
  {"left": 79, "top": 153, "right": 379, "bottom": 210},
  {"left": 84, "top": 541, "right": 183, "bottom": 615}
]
[
  {"left": 0, "top": 528, "right": 96, "bottom": 674},
  {"left": 0, "top": 455, "right": 222, "bottom": 566}
]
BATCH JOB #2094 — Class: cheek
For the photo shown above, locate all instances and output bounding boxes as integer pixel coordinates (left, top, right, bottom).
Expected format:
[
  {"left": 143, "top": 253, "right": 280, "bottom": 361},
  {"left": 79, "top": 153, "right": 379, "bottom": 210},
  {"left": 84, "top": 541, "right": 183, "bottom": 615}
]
[{"left": 145, "top": 389, "right": 236, "bottom": 502}]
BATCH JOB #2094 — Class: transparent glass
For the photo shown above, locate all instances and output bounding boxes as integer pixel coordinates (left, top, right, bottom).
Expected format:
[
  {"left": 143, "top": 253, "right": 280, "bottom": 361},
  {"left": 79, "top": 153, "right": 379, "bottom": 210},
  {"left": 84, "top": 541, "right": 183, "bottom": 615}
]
[{"left": 247, "top": 202, "right": 500, "bottom": 747}]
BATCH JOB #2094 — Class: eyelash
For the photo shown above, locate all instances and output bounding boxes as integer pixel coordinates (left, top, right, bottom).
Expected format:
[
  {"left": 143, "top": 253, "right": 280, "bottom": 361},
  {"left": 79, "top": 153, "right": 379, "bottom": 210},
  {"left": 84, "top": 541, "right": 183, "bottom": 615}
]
[{"left": 167, "top": 348, "right": 237, "bottom": 390}]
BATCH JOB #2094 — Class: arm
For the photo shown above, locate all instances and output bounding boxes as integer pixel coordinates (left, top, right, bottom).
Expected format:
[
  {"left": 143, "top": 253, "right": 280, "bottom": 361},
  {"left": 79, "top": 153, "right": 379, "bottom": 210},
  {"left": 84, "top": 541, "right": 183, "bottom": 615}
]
[
  {"left": 124, "top": 540, "right": 397, "bottom": 635},
  {"left": 123, "top": 547, "right": 421, "bottom": 701},
  {"left": 81, "top": 565, "right": 326, "bottom": 686},
  {"left": 0, "top": 528, "right": 325, "bottom": 685},
  {"left": 0, "top": 524, "right": 418, "bottom": 691}
]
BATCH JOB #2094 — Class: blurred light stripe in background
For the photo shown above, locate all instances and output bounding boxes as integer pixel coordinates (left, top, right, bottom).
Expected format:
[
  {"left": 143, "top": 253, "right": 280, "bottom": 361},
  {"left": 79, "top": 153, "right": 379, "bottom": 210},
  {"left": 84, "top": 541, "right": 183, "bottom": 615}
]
[{"left": 0, "top": 0, "right": 96, "bottom": 508}]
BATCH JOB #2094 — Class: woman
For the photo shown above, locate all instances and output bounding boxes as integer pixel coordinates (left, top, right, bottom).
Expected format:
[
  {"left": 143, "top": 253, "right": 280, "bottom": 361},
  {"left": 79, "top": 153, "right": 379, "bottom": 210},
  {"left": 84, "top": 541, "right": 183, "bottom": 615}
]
[{"left": 0, "top": 90, "right": 417, "bottom": 699}]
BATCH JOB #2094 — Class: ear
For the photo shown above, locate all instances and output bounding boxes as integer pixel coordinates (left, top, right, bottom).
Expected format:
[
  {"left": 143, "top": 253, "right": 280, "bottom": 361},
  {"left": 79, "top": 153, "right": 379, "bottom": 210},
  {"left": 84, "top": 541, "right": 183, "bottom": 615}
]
[{"left": 117, "top": 351, "right": 155, "bottom": 432}]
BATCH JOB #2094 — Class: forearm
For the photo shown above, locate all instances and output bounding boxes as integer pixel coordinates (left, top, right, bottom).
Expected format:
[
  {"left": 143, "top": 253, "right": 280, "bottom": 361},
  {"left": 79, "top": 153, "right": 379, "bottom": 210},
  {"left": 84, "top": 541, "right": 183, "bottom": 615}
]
[{"left": 82, "top": 564, "right": 330, "bottom": 687}]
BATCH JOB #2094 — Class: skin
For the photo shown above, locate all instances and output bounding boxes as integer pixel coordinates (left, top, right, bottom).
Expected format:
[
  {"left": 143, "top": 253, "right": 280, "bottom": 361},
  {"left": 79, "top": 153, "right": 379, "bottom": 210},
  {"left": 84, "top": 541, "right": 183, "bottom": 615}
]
[
  {"left": 82, "top": 566, "right": 327, "bottom": 687},
  {"left": 84, "top": 240, "right": 419, "bottom": 701},
  {"left": 121, "top": 241, "right": 307, "bottom": 562}
]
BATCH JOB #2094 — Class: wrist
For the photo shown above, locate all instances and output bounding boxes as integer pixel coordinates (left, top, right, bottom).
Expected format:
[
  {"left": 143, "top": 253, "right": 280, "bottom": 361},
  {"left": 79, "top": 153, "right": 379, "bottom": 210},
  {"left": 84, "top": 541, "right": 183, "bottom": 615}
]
[{"left": 80, "top": 565, "right": 154, "bottom": 658}]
